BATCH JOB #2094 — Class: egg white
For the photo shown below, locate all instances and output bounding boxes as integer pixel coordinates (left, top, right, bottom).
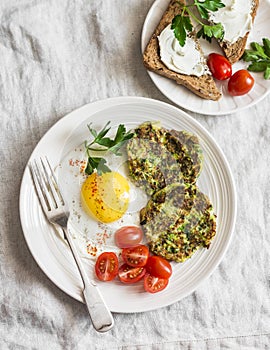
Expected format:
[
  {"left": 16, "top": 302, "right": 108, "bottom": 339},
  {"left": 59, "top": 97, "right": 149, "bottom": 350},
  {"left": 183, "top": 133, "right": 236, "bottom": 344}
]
[{"left": 57, "top": 144, "right": 148, "bottom": 260}]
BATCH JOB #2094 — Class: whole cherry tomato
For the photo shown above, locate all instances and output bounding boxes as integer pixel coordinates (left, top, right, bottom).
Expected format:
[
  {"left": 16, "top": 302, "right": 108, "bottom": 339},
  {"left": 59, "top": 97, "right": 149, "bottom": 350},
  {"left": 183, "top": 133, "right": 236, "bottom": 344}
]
[
  {"left": 228, "top": 69, "right": 254, "bottom": 96},
  {"left": 146, "top": 256, "right": 172, "bottom": 279},
  {"left": 207, "top": 53, "right": 232, "bottom": 80},
  {"left": 114, "top": 226, "right": 143, "bottom": 248},
  {"left": 95, "top": 252, "right": 119, "bottom": 282}
]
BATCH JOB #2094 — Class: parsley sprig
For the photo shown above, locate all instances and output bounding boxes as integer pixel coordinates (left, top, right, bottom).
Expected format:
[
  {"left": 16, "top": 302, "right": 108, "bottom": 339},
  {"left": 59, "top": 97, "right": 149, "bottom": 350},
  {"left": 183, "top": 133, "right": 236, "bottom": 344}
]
[
  {"left": 242, "top": 38, "right": 270, "bottom": 80},
  {"left": 172, "top": 0, "right": 225, "bottom": 47},
  {"left": 84, "top": 122, "right": 134, "bottom": 175}
]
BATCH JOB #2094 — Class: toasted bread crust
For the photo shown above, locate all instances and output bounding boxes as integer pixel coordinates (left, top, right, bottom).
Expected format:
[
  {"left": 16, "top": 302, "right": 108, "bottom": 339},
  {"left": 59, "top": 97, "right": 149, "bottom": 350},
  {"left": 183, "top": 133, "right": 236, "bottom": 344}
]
[
  {"left": 219, "top": 0, "right": 259, "bottom": 63},
  {"left": 143, "top": 0, "right": 222, "bottom": 101}
]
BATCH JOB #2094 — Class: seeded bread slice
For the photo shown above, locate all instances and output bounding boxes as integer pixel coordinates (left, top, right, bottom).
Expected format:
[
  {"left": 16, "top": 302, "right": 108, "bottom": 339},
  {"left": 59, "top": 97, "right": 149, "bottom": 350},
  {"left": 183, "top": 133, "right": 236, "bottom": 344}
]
[
  {"left": 143, "top": 0, "right": 221, "bottom": 101},
  {"left": 217, "top": 0, "right": 259, "bottom": 64}
]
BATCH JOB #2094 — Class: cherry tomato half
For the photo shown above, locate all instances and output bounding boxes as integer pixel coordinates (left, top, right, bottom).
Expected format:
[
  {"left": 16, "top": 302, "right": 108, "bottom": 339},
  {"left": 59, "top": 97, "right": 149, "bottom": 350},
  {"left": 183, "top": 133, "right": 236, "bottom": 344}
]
[
  {"left": 95, "top": 252, "right": 119, "bottom": 282},
  {"left": 207, "top": 53, "right": 232, "bottom": 80},
  {"left": 228, "top": 69, "right": 254, "bottom": 96},
  {"left": 122, "top": 245, "right": 149, "bottom": 267},
  {"left": 114, "top": 226, "right": 143, "bottom": 248},
  {"left": 144, "top": 273, "right": 169, "bottom": 293},
  {"left": 118, "top": 263, "right": 146, "bottom": 284},
  {"left": 146, "top": 256, "right": 172, "bottom": 279}
]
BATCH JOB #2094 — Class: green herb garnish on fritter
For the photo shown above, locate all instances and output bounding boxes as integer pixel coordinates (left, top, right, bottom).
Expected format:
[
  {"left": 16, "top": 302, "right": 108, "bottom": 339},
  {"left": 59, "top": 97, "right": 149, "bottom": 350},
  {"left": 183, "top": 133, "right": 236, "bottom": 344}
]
[{"left": 84, "top": 122, "right": 134, "bottom": 175}]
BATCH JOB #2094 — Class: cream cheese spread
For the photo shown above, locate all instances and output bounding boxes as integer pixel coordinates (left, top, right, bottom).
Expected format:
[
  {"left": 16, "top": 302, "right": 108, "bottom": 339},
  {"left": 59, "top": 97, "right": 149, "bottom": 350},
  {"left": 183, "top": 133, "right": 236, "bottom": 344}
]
[
  {"left": 158, "top": 25, "right": 208, "bottom": 77},
  {"left": 209, "top": 0, "right": 254, "bottom": 43}
]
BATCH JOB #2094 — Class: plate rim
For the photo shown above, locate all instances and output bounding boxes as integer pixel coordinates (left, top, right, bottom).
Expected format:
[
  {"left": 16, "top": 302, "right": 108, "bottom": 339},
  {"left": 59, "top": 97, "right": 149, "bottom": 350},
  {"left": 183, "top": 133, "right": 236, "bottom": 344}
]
[
  {"left": 141, "top": 0, "right": 270, "bottom": 115},
  {"left": 19, "top": 96, "right": 237, "bottom": 312}
]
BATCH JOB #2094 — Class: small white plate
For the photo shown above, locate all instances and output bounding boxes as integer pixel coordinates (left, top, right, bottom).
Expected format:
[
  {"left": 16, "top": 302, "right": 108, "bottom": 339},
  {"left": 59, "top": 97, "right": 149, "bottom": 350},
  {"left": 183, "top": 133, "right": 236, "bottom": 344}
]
[
  {"left": 19, "top": 96, "right": 237, "bottom": 313},
  {"left": 141, "top": 0, "right": 270, "bottom": 115}
]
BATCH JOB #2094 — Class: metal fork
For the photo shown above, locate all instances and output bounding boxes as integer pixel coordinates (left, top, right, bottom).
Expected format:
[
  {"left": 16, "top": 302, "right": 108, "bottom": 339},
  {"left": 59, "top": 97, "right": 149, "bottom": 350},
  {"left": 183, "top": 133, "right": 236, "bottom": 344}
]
[{"left": 29, "top": 157, "right": 114, "bottom": 333}]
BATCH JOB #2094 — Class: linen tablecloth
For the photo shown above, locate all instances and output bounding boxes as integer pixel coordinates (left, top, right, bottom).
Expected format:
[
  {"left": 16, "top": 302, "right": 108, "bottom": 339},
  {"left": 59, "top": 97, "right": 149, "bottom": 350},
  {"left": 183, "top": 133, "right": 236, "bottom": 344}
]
[{"left": 1, "top": 0, "right": 270, "bottom": 349}]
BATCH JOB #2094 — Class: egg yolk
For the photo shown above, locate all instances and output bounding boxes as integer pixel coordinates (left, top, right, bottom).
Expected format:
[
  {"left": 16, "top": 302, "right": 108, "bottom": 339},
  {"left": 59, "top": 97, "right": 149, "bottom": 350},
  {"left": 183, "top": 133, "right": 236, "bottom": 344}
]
[{"left": 81, "top": 171, "right": 130, "bottom": 223}]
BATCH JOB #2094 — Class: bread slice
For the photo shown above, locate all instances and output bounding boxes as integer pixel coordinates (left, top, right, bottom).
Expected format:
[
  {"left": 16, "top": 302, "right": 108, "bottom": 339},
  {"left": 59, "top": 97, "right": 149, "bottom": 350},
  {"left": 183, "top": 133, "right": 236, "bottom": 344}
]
[
  {"left": 217, "top": 0, "right": 259, "bottom": 64},
  {"left": 143, "top": 0, "right": 222, "bottom": 101}
]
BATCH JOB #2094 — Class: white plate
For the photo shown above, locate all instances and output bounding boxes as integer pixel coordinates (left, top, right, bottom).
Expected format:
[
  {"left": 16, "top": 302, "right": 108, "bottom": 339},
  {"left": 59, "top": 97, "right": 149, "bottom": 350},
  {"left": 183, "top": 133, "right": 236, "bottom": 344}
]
[
  {"left": 19, "top": 96, "right": 237, "bottom": 313},
  {"left": 141, "top": 0, "right": 270, "bottom": 115}
]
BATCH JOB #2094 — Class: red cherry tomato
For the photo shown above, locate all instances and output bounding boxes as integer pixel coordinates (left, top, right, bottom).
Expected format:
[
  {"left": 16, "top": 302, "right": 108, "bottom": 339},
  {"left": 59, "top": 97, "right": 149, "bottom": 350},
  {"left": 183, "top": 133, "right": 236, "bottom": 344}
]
[
  {"left": 118, "top": 263, "right": 146, "bottom": 284},
  {"left": 95, "top": 252, "right": 119, "bottom": 282},
  {"left": 114, "top": 226, "right": 143, "bottom": 248},
  {"left": 207, "top": 53, "right": 232, "bottom": 80},
  {"left": 122, "top": 245, "right": 149, "bottom": 267},
  {"left": 144, "top": 273, "right": 169, "bottom": 293},
  {"left": 228, "top": 69, "right": 254, "bottom": 96},
  {"left": 146, "top": 256, "right": 172, "bottom": 279}
]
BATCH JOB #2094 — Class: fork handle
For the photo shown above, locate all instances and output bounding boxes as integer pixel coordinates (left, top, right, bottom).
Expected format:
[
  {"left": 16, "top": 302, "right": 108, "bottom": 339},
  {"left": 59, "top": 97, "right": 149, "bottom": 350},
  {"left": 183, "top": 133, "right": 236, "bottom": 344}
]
[{"left": 62, "top": 227, "right": 114, "bottom": 333}]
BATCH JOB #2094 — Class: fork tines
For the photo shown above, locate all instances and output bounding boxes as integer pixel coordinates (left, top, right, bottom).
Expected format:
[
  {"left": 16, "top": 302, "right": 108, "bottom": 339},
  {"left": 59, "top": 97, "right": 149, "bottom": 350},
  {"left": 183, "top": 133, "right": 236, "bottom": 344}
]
[{"left": 29, "top": 157, "right": 65, "bottom": 212}]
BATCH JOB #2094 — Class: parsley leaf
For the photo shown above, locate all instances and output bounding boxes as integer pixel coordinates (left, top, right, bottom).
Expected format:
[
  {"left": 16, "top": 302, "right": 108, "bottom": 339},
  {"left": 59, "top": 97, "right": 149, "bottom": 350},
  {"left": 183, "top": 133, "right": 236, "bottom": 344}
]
[
  {"left": 195, "top": 0, "right": 225, "bottom": 19},
  {"left": 197, "top": 23, "right": 224, "bottom": 42},
  {"left": 110, "top": 124, "right": 134, "bottom": 155},
  {"left": 84, "top": 122, "right": 134, "bottom": 175},
  {"left": 84, "top": 157, "right": 111, "bottom": 176},
  {"left": 171, "top": 14, "right": 192, "bottom": 47},
  {"left": 242, "top": 38, "right": 270, "bottom": 80},
  {"left": 263, "top": 38, "right": 270, "bottom": 57},
  {"left": 265, "top": 65, "right": 270, "bottom": 80},
  {"left": 171, "top": 0, "right": 225, "bottom": 47}
]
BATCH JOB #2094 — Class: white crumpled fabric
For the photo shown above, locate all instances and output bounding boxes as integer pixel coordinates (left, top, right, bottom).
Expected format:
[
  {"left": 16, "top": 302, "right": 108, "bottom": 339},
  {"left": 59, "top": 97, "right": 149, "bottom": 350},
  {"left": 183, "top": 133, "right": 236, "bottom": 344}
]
[{"left": 1, "top": 0, "right": 270, "bottom": 349}]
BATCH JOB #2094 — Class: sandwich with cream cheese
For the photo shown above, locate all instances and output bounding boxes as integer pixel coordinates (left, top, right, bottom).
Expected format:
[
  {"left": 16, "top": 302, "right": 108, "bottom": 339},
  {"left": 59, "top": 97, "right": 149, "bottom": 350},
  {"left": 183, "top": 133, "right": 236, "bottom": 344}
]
[
  {"left": 143, "top": 0, "right": 222, "bottom": 101},
  {"left": 207, "top": 0, "right": 259, "bottom": 63},
  {"left": 143, "top": 0, "right": 259, "bottom": 99}
]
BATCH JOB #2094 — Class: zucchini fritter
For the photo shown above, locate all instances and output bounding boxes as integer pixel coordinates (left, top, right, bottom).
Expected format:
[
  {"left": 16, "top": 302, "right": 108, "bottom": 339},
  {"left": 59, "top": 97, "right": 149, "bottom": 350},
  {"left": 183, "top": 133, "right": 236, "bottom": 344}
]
[
  {"left": 126, "top": 121, "right": 216, "bottom": 262},
  {"left": 143, "top": 189, "right": 216, "bottom": 262},
  {"left": 127, "top": 122, "right": 203, "bottom": 195}
]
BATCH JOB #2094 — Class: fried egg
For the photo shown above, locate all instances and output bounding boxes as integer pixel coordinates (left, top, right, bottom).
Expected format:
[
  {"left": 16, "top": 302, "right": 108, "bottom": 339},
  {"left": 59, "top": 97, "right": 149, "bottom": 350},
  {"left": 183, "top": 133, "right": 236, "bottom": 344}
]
[
  {"left": 57, "top": 145, "right": 148, "bottom": 260},
  {"left": 81, "top": 171, "right": 130, "bottom": 223}
]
